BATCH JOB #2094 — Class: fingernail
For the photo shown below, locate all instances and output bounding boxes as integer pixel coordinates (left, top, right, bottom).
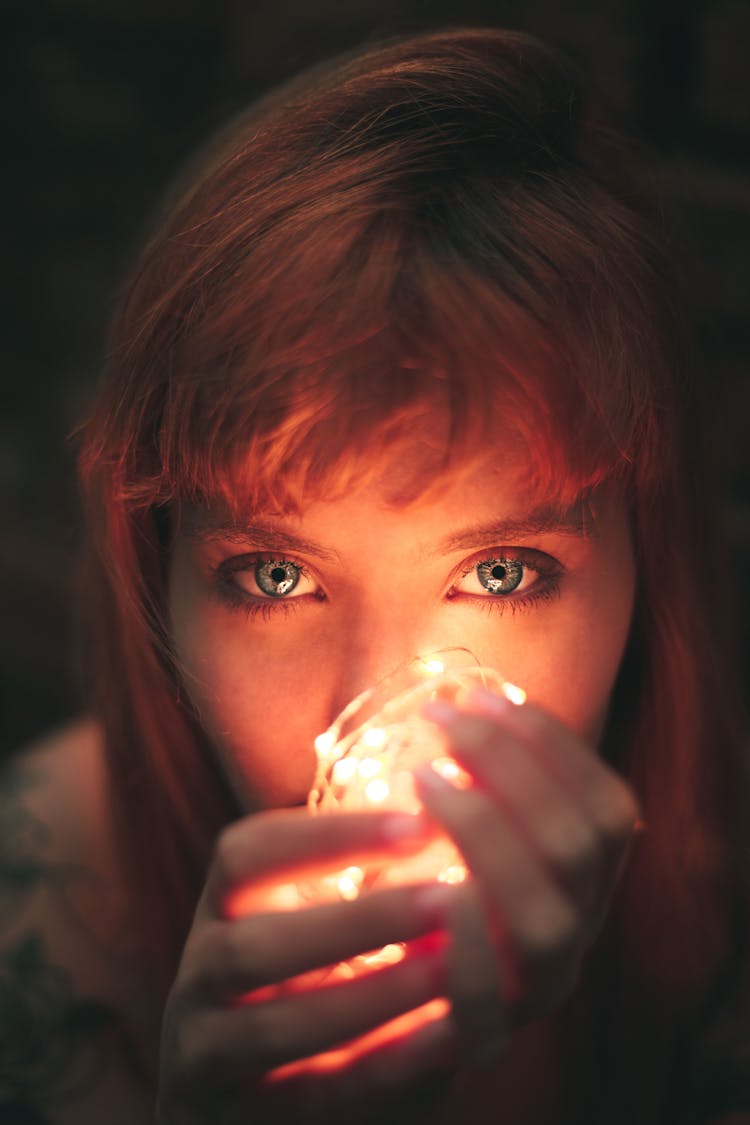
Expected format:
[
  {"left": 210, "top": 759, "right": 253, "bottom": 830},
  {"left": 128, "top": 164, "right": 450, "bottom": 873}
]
[
  {"left": 413, "top": 881, "right": 456, "bottom": 924},
  {"left": 464, "top": 687, "right": 511, "bottom": 716},
  {"left": 380, "top": 812, "right": 429, "bottom": 846},
  {"left": 422, "top": 699, "right": 459, "bottom": 727},
  {"left": 413, "top": 762, "right": 454, "bottom": 795}
]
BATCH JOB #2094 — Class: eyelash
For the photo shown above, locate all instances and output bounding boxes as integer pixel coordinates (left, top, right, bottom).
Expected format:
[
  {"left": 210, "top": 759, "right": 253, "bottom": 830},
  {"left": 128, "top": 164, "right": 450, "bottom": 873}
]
[{"left": 211, "top": 550, "right": 564, "bottom": 623}]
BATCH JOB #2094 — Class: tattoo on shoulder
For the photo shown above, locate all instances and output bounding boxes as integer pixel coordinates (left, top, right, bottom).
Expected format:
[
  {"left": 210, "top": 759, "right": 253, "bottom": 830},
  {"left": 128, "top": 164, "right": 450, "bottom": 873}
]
[
  {"left": 0, "top": 757, "right": 105, "bottom": 937},
  {"left": 0, "top": 932, "right": 150, "bottom": 1121},
  {"left": 0, "top": 761, "right": 156, "bottom": 1116},
  {"left": 0, "top": 760, "right": 57, "bottom": 925}
]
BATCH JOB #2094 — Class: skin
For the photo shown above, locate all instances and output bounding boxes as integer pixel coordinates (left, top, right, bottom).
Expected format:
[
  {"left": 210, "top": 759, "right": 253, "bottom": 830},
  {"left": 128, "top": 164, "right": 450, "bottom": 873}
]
[
  {"left": 159, "top": 437, "right": 642, "bottom": 1123},
  {"left": 168, "top": 444, "right": 636, "bottom": 810}
]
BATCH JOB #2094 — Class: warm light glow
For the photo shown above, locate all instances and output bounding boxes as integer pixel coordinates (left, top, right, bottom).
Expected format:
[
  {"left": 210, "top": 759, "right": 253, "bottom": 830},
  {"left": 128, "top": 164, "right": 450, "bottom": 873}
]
[
  {"left": 358, "top": 756, "right": 382, "bottom": 778},
  {"left": 430, "top": 756, "right": 472, "bottom": 790},
  {"left": 437, "top": 864, "right": 467, "bottom": 884},
  {"left": 359, "top": 943, "right": 406, "bottom": 966},
  {"left": 502, "top": 680, "right": 527, "bottom": 706},
  {"left": 332, "top": 757, "right": 357, "bottom": 784},
  {"left": 362, "top": 727, "right": 387, "bottom": 748},
  {"left": 263, "top": 997, "right": 450, "bottom": 1083},
  {"left": 298, "top": 654, "right": 509, "bottom": 988},
  {"left": 337, "top": 874, "right": 362, "bottom": 901},
  {"left": 364, "top": 778, "right": 391, "bottom": 803},
  {"left": 314, "top": 729, "right": 337, "bottom": 756},
  {"left": 228, "top": 879, "right": 306, "bottom": 918}
]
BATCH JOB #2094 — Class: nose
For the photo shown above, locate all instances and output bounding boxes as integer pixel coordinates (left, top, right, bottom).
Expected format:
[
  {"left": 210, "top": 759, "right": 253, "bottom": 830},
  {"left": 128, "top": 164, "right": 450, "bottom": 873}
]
[{"left": 324, "top": 619, "right": 438, "bottom": 726}]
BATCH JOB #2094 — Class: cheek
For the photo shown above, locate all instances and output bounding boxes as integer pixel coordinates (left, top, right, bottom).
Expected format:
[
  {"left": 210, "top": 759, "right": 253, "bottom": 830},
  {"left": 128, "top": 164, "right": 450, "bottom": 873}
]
[
  {"left": 168, "top": 558, "right": 324, "bottom": 810},
  {"left": 506, "top": 558, "right": 636, "bottom": 748}
]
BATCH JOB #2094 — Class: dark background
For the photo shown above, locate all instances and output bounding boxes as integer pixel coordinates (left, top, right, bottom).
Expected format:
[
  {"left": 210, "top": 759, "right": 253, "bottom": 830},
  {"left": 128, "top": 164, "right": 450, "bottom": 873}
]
[{"left": 3, "top": 0, "right": 749, "bottom": 752}]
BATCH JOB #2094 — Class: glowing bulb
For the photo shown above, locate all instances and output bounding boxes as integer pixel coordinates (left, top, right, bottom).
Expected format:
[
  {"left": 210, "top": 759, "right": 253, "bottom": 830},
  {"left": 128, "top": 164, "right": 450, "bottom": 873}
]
[
  {"left": 314, "top": 730, "right": 337, "bottom": 757},
  {"left": 358, "top": 757, "right": 382, "bottom": 779},
  {"left": 437, "top": 864, "right": 467, "bottom": 884},
  {"left": 299, "top": 654, "right": 508, "bottom": 990},
  {"left": 362, "top": 727, "right": 387, "bottom": 748},
  {"left": 364, "top": 778, "right": 391, "bottom": 803},
  {"left": 502, "top": 681, "right": 527, "bottom": 706},
  {"left": 332, "top": 757, "right": 357, "bottom": 784},
  {"left": 430, "top": 756, "right": 472, "bottom": 790},
  {"left": 337, "top": 868, "right": 366, "bottom": 904},
  {"left": 360, "top": 943, "right": 406, "bottom": 966},
  {"left": 305, "top": 655, "right": 506, "bottom": 905}
]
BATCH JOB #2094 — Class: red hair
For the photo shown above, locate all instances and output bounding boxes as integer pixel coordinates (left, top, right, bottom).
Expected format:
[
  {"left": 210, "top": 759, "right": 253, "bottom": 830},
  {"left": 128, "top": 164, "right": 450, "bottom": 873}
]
[{"left": 78, "top": 26, "right": 750, "bottom": 1115}]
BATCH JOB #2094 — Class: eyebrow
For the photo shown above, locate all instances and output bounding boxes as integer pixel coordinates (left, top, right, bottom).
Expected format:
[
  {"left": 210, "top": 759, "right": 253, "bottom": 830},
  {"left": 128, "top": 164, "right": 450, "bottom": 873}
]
[
  {"left": 185, "top": 498, "right": 594, "bottom": 562},
  {"left": 187, "top": 518, "right": 342, "bottom": 562},
  {"left": 430, "top": 500, "right": 596, "bottom": 556}
]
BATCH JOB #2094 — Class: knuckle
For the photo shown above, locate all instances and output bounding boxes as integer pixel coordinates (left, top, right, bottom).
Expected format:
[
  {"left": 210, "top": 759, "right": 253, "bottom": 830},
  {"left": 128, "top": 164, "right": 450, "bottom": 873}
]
[
  {"left": 217, "top": 919, "right": 264, "bottom": 994},
  {"left": 210, "top": 818, "right": 269, "bottom": 905},
  {"left": 517, "top": 893, "right": 580, "bottom": 963},
  {"left": 184, "top": 918, "right": 268, "bottom": 1001},
  {"left": 250, "top": 1006, "right": 288, "bottom": 1065},
  {"left": 178, "top": 1010, "right": 222, "bottom": 1082},
  {"left": 453, "top": 713, "right": 497, "bottom": 752},
  {"left": 212, "top": 822, "right": 244, "bottom": 884},
  {"left": 224, "top": 917, "right": 259, "bottom": 972},
  {"left": 594, "top": 779, "right": 641, "bottom": 842},
  {"left": 180, "top": 922, "right": 225, "bottom": 999},
  {"left": 543, "top": 816, "right": 597, "bottom": 870}
]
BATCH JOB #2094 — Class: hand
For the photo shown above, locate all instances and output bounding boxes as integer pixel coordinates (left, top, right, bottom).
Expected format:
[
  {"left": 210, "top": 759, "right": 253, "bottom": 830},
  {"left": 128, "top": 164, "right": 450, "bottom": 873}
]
[
  {"left": 414, "top": 688, "right": 642, "bottom": 1066},
  {"left": 156, "top": 807, "right": 463, "bottom": 1125}
]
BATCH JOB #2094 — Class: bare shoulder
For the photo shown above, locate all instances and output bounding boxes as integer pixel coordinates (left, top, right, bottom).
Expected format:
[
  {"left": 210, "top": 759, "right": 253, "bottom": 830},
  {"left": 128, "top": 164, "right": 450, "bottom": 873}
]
[
  {"left": 2, "top": 717, "right": 128, "bottom": 948},
  {"left": 0, "top": 718, "right": 159, "bottom": 1123}
]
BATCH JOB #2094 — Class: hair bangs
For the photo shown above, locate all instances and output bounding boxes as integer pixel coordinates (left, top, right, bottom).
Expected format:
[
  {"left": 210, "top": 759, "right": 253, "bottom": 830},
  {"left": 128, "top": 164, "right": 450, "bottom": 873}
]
[
  {"left": 144, "top": 234, "right": 649, "bottom": 524},
  {"left": 104, "top": 116, "right": 678, "bottom": 526}
]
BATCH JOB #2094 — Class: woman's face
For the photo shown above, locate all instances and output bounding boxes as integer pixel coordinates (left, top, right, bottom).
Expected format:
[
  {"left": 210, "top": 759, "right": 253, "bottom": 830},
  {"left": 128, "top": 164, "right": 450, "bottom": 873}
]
[{"left": 168, "top": 438, "right": 636, "bottom": 812}]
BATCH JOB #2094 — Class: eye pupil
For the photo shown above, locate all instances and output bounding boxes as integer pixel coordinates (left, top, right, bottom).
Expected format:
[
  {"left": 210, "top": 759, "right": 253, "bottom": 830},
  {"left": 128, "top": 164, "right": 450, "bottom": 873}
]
[
  {"left": 256, "top": 559, "right": 301, "bottom": 597},
  {"left": 476, "top": 557, "right": 524, "bottom": 595}
]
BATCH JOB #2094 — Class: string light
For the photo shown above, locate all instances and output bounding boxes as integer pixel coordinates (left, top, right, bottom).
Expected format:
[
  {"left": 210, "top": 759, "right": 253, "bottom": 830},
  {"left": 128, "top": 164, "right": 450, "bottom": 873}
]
[
  {"left": 502, "top": 681, "right": 527, "bottom": 706},
  {"left": 297, "top": 649, "right": 524, "bottom": 975}
]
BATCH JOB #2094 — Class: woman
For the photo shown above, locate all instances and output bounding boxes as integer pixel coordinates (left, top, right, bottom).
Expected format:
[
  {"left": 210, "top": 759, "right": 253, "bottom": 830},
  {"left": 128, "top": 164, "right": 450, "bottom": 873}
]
[{"left": 4, "top": 25, "right": 749, "bottom": 1124}]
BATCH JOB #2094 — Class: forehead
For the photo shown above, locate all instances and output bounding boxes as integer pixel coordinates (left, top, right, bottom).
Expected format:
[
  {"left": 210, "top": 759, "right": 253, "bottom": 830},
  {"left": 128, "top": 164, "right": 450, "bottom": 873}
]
[
  {"left": 182, "top": 428, "right": 608, "bottom": 552},
  {"left": 365, "top": 417, "right": 519, "bottom": 507},
  {"left": 182, "top": 378, "right": 613, "bottom": 529}
]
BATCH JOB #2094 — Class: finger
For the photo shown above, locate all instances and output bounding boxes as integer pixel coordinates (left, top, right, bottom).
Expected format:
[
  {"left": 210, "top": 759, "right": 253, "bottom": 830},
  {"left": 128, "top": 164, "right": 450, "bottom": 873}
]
[
  {"left": 426, "top": 708, "right": 601, "bottom": 915},
  {"left": 261, "top": 1013, "right": 456, "bottom": 1124},
  {"left": 185, "top": 940, "right": 447, "bottom": 1082},
  {"left": 198, "top": 809, "right": 436, "bottom": 921},
  {"left": 425, "top": 694, "right": 641, "bottom": 931},
  {"left": 185, "top": 881, "right": 458, "bottom": 1003},
  {"left": 414, "top": 766, "right": 581, "bottom": 1025},
  {"left": 457, "top": 690, "right": 642, "bottom": 840},
  {"left": 446, "top": 881, "right": 509, "bottom": 1069}
]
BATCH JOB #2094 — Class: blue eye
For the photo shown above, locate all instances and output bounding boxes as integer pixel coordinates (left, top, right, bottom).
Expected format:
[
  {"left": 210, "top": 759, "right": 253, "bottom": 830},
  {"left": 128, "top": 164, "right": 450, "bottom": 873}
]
[
  {"left": 211, "top": 553, "right": 317, "bottom": 620},
  {"left": 255, "top": 559, "right": 303, "bottom": 598},
  {"left": 450, "top": 549, "right": 564, "bottom": 615},
  {"left": 476, "top": 558, "right": 524, "bottom": 594},
  {"left": 211, "top": 546, "right": 564, "bottom": 623}
]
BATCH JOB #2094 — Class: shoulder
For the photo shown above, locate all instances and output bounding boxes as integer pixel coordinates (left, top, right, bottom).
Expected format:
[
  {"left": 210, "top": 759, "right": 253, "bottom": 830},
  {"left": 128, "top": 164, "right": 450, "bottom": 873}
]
[
  {"left": 0, "top": 718, "right": 159, "bottom": 1123},
  {"left": 2, "top": 717, "right": 126, "bottom": 949}
]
